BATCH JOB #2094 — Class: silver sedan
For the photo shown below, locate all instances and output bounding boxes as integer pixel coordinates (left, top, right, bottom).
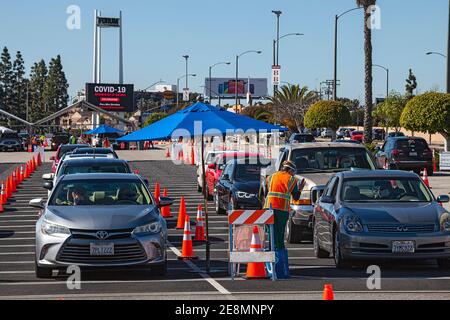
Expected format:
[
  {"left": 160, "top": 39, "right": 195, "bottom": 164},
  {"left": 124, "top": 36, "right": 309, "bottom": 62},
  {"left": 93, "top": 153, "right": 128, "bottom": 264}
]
[{"left": 30, "top": 173, "right": 172, "bottom": 278}]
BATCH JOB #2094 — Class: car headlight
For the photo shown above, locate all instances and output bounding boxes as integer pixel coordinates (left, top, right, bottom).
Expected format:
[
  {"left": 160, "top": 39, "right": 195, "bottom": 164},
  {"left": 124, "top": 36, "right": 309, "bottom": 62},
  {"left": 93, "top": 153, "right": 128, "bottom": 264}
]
[
  {"left": 441, "top": 215, "right": 450, "bottom": 232},
  {"left": 343, "top": 215, "right": 364, "bottom": 233},
  {"left": 41, "top": 220, "right": 70, "bottom": 237},
  {"left": 133, "top": 222, "right": 162, "bottom": 235},
  {"left": 236, "top": 191, "right": 257, "bottom": 199}
]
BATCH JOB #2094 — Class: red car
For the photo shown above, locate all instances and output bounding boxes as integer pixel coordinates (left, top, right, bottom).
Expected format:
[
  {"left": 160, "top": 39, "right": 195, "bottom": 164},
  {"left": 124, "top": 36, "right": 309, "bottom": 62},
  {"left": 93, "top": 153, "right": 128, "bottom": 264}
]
[
  {"left": 205, "top": 152, "right": 262, "bottom": 199},
  {"left": 51, "top": 144, "right": 89, "bottom": 173},
  {"left": 351, "top": 131, "right": 364, "bottom": 142}
]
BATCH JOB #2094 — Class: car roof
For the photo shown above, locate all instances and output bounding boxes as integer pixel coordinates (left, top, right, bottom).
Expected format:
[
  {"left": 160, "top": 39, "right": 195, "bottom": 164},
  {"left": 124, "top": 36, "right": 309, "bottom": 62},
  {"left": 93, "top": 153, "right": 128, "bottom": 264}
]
[
  {"left": 388, "top": 136, "right": 425, "bottom": 141},
  {"left": 337, "top": 170, "right": 419, "bottom": 179},
  {"left": 60, "top": 173, "right": 139, "bottom": 181},
  {"left": 63, "top": 154, "right": 111, "bottom": 160},
  {"left": 286, "top": 142, "right": 367, "bottom": 150},
  {"left": 62, "top": 158, "right": 127, "bottom": 166},
  {"left": 73, "top": 147, "right": 114, "bottom": 152},
  {"left": 59, "top": 144, "right": 89, "bottom": 148}
]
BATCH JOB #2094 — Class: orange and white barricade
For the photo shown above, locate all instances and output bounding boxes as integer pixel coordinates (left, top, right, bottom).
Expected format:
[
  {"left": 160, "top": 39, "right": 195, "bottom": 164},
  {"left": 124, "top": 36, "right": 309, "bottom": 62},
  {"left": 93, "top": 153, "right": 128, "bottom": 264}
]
[{"left": 228, "top": 206, "right": 276, "bottom": 281}]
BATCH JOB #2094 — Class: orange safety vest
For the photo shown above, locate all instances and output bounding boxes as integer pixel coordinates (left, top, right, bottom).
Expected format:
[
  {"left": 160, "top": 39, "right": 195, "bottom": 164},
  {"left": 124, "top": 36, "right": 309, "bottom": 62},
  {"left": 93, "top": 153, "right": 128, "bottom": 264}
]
[{"left": 264, "top": 171, "right": 297, "bottom": 212}]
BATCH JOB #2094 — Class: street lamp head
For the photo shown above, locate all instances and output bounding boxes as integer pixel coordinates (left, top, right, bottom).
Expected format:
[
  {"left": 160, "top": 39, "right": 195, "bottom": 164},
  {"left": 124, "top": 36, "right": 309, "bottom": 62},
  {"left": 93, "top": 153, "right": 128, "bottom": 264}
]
[
  {"left": 256, "top": 51, "right": 262, "bottom": 54},
  {"left": 272, "top": 10, "right": 282, "bottom": 16},
  {"left": 426, "top": 52, "right": 433, "bottom": 55},
  {"left": 226, "top": 62, "right": 231, "bottom": 65},
  {"left": 182, "top": 55, "right": 189, "bottom": 59}
]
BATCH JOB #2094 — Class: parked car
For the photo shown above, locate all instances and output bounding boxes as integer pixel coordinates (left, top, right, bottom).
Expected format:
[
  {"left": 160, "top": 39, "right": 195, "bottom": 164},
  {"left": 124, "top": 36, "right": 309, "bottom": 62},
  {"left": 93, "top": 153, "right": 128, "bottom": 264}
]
[
  {"left": 373, "top": 128, "right": 386, "bottom": 141},
  {"left": 50, "top": 133, "right": 70, "bottom": 151},
  {"left": 336, "top": 128, "right": 355, "bottom": 140},
  {"left": 205, "top": 152, "right": 263, "bottom": 200},
  {"left": 261, "top": 142, "right": 378, "bottom": 243},
  {"left": 71, "top": 147, "right": 119, "bottom": 159},
  {"left": 31, "top": 173, "right": 173, "bottom": 278},
  {"left": 288, "top": 133, "right": 316, "bottom": 144},
  {"left": 313, "top": 170, "right": 450, "bottom": 269},
  {"left": 387, "top": 131, "right": 405, "bottom": 139},
  {"left": 51, "top": 144, "right": 89, "bottom": 173},
  {"left": 375, "top": 137, "right": 434, "bottom": 175},
  {"left": 196, "top": 150, "right": 238, "bottom": 192},
  {"left": 321, "top": 129, "right": 334, "bottom": 139},
  {"left": 0, "top": 139, "right": 22, "bottom": 152},
  {"left": 350, "top": 131, "right": 364, "bottom": 142},
  {"left": 214, "top": 159, "right": 268, "bottom": 214}
]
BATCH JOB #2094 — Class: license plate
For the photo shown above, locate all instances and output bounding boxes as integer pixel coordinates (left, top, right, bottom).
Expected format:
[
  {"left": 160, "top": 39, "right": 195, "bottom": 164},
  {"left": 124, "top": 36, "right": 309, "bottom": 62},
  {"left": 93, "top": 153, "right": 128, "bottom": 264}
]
[
  {"left": 409, "top": 152, "right": 418, "bottom": 157},
  {"left": 90, "top": 243, "right": 114, "bottom": 256},
  {"left": 392, "top": 241, "right": 415, "bottom": 254}
]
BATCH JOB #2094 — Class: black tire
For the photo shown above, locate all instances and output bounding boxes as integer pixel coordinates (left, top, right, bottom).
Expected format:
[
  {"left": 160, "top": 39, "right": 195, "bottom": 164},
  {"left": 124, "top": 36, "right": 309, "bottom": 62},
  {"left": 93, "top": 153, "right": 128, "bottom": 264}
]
[
  {"left": 286, "top": 217, "right": 305, "bottom": 244},
  {"left": 333, "top": 231, "right": 353, "bottom": 269},
  {"left": 215, "top": 193, "right": 226, "bottom": 215},
  {"left": 152, "top": 260, "right": 167, "bottom": 276},
  {"left": 197, "top": 182, "right": 202, "bottom": 193},
  {"left": 437, "top": 258, "right": 450, "bottom": 269},
  {"left": 427, "top": 166, "right": 434, "bottom": 176},
  {"left": 313, "top": 222, "right": 329, "bottom": 258},
  {"left": 35, "top": 263, "right": 53, "bottom": 279}
]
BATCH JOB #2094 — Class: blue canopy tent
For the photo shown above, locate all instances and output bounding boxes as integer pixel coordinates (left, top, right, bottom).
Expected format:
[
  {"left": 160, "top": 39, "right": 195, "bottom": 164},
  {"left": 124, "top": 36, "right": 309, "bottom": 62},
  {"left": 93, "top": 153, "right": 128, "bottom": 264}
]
[
  {"left": 118, "top": 102, "right": 287, "bottom": 273},
  {"left": 84, "top": 124, "right": 124, "bottom": 135}
]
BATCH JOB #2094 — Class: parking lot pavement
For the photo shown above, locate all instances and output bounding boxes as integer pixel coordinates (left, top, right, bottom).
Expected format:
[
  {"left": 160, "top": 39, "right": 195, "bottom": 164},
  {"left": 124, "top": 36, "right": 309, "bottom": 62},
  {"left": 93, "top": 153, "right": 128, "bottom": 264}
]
[{"left": 1, "top": 160, "right": 450, "bottom": 300}]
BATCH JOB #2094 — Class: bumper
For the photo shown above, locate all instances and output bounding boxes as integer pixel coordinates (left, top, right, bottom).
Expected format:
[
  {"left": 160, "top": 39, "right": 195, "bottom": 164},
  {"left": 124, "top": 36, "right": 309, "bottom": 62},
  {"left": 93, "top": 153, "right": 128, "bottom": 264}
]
[
  {"left": 36, "top": 231, "right": 166, "bottom": 268},
  {"left": 234, "top": 197, "right": 261, "bottom": 210},
  {"left": 290, "top": 205, "right": 314, "bottom": 229},
  {"left": 394, "top": 161, "right": 433, "bottom": 170},
  {"left": 340, "top": 232, "right": 450, "bottom": 260}
]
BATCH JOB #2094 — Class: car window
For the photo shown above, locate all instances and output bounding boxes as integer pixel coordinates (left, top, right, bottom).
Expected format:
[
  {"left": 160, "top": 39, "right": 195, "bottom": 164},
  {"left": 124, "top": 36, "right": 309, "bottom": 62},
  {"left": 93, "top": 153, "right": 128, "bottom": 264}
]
[
  {"left": 50, "top": 179, "right": 152, "bottom": 206},
  {"left": 325, "top": 177, "right": 338, "bottom": 198},
  {"left": 222, "top": 164, "right": 234, "bottom": 179},
  {"left": 61, "top": 164, "right": 130, "bottom": 177},
  {"left": 290, "top": 148, "right": 376, "bottom": 173},
  {"left": 341, "top": 178, "right": 432, "bottom": 202},
  {"left": 396, "top": 139, "right": 428, "bottom": 152},
  {"left": 233, "top": 164, "right": 262, "bottom": 182}
]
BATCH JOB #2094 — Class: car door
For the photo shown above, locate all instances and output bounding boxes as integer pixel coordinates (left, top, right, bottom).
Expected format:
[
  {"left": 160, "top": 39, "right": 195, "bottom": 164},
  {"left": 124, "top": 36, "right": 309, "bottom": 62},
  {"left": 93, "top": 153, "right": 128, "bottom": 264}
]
[
  {"left": 320, "top": 177, "right": 339, "bottom": 252},
  {"left": 220, "top": 164, "right": 235, "bottom": 209}
]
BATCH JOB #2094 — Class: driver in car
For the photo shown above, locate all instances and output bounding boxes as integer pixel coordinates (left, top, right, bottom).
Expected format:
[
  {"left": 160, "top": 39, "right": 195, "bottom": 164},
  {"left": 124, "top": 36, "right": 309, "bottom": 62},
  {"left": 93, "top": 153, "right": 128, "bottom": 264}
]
[
  {"left": 117, "top": 187, "right": 138, "bottom": 203},
  {"left": 71, "top": 187, "right": 92, "bottom": 206}
]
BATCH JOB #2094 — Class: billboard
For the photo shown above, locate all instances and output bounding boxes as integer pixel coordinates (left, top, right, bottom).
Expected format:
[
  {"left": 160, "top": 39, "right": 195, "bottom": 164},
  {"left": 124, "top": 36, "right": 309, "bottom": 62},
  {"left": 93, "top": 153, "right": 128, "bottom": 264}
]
[
  {"left": 86, "top": 83, "right": 134, "bottom": 112},
  {"left": 204, "top": 78, "right": 268, "bottom": 99}
]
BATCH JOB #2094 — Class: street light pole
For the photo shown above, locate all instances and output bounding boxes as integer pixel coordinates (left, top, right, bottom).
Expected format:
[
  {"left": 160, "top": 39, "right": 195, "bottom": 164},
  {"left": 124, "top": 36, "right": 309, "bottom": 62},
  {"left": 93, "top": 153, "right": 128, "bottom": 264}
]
[
  {"left": 372, "top": 64, "right": 389, "bottom": 98},
  {"left": 177, "top": 74, "right": 196, "bottom": 109},
  {"left": 235, "top": 50, "right": 262, "bottom": 113},
  {"left": 209, "top": 62, "right": 231, "bottom": 104},
  {"left": 272, "top": 10, "right": 282, "bottom": 93},
  {"left": 334, "top": 7, "right": 363, "bottom": 100},
  {"left": 447, "top": 0, "right": 450, "bottom": 94},
  {"left": 182, "top": 55, "right": 189, "bottom": 91}
]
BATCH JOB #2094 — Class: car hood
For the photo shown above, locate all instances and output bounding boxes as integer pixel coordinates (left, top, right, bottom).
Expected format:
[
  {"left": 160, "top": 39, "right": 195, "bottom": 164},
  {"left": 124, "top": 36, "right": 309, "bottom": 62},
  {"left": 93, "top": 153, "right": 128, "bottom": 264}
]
[
  {"left": 233, "top": 180, "right": 260, "bottom": 193},
  {"left": 295, "top": 172, "right": 335, "bottom": 191},
  {"left": 342, "top": 202, "right": 444, "bottom": 225},
  {"left": 45, "top": 205, "right": 159, "bottom": 230}
]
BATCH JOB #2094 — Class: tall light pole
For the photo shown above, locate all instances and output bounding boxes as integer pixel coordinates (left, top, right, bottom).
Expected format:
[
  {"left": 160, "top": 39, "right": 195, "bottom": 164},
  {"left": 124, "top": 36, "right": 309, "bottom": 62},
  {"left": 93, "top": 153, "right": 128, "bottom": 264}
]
[
  {"left": 177, "top": 74, "right": 196, "bottom": 108},
  {"left": 209, "top": 62, "right": 230, "bottom": 104},
  {"left": 182, "top": 55, "right": 189, "bottom": 92},
  {"left": 235, "top": 50, "right": 262, "bottom": 112},
  {"left": 372, "top": 64, "right": 389, "bottom": 99},
  {"left": 334, "top": 7, "right": 363, "bottom": 100},
  {"left": 272, "top": 10, "right": 282, "bottom": 93},
  {"left": 272, "top": 33, "right": 304, "bottom": 94},
  {"left": 426, "top": 52, "right": 448, "bottom": 93}
]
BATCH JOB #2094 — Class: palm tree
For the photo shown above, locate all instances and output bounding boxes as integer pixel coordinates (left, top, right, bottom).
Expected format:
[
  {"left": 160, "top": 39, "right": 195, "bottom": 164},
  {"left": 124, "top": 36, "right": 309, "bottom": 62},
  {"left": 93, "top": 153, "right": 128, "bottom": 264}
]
[
  {"left": 269, "top": 84, "right": 318, "bottom": 132},
  {"left": 356, "top": 0, "right": 376, "bottom": 143}
]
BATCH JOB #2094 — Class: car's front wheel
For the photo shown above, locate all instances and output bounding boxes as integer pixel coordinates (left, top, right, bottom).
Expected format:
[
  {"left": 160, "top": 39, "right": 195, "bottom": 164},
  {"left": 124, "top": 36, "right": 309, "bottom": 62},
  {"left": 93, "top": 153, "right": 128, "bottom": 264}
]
[
  {"left": 35, "top": 263, "right": 53, "bottom": 279},
  {"left": 286, "top": 217, "right": 306, "bottom": 244},
  {"left": 215, "top": 193, "right": 226, "bottom": 215},
  {"left": 313, "top": 222, "right": 329, "bottom": 258},
  {"left": 197, "top": 181, "right": 202, "bottom": 193},
  {"left": 333, "top": 231, "right": 353, "bottom": 269}
]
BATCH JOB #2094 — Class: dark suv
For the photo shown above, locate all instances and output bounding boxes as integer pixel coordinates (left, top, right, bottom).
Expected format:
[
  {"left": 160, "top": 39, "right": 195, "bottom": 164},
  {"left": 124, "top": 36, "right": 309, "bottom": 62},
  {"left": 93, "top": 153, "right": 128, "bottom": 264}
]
[
  {"left": 375, "top": 137, "right": 434, "bottom": 175},
  {"left": 51, "top": 133, "right": 70, "bottom": 151}
]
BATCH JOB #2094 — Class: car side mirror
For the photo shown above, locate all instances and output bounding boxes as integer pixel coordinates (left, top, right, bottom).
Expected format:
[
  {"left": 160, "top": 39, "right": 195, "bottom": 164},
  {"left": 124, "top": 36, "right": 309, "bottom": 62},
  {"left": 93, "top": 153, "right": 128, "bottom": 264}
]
[
  {"left": 43, "top": 181, "right": 53, "bottom": 190},
  {"left": 42, "top": 173, "right": 54, "bottom": 181},
  {"left": 50, "top": 156, "right": 55, "bottom": 161},
  {"left": 437, "top": 195, "right": 450, "bottom": 204},
  {"left": 143, "top": 178, "right": 150, "bottom": 187},
  {"left": 159, "top": 197, "right": 173, "bottom": 208},
  {"left": 208, "top": 163, "right": 215, "bottom": 170},
  {"left": 29, "top": 198, "right": 45, "bottom": 209},
  {"left": 321, "top": 195, "right": 335, "bottom": 204}
]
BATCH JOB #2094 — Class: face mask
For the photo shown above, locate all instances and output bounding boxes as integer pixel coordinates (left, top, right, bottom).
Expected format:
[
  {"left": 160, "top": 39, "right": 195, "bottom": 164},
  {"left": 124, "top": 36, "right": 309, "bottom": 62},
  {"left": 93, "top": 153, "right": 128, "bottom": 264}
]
[{"left": 379, "top": 188, "right": 390, "bottom": 198}]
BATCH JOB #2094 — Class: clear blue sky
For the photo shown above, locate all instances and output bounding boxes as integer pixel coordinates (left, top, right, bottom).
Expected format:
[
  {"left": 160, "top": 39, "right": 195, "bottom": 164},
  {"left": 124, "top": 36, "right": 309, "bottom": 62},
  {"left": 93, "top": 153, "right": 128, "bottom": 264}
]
[{"left": 0, "top": 0, "right": 447, "bottom": 102}]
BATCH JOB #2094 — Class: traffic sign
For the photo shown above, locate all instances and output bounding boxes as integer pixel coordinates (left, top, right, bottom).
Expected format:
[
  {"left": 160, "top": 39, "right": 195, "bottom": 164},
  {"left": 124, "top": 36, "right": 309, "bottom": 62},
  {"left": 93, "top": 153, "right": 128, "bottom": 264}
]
[
  {"left": 272, "top": 65, "right": 281, "bottom": 86},
  {"left": 183, "top": 88, "right": 190, "bottom": 102}
]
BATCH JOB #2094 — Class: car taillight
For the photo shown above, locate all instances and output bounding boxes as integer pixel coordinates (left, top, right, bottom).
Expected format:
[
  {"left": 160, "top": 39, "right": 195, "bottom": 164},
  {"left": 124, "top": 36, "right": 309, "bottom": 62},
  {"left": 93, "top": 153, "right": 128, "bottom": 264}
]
[
  {"left": 292, "top": 199, "right": 312, "bottom": 206},
  {"left": 392, "top": 149, "right": 399, "bottom": 156}
]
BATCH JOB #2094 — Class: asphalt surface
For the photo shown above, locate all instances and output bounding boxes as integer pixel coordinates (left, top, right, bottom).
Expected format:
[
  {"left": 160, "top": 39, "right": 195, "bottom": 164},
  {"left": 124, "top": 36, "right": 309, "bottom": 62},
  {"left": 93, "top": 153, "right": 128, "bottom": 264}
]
[{"left": 1, "top": 160, "right": 450, "bottom": 300}]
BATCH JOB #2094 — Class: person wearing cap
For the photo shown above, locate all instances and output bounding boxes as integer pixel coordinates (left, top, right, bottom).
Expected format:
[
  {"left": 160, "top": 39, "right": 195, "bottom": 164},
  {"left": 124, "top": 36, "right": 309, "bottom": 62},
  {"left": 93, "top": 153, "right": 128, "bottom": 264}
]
[{"left": 263, "top": 160, "right": 306, "bottom": 278}]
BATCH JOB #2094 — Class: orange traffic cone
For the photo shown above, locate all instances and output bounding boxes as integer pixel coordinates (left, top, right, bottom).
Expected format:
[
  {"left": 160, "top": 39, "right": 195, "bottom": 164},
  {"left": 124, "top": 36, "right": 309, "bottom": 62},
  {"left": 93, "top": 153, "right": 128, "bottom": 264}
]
[
  {"left": 27, "top": 144, "right": 32, "bottom": 153},
  {"left": 176, "top": 196, "right": 187, "bottom": 229},
  {"left": 19, "top": 165, "right": 24, "bottom": 183},
  {"left": 422, "top": 168, "right": 431, "bottom": 188},
  {"left": 194, "top": 205, "right": 206, "bottom": 242},
  {"left": 12, "top": 171, "right": 17, "bottom": 193},
  {"left": 323, "top": 284, "right": 335, "bottom": 300},
  {"left": 0, "top": 180, "right": 5, "bottom": 205},
  {"left": 31, "top": 156, "right": 36, "bottom": 172},
  {"left": 154, "top": 181, "right": 161, "bottom": 205},
  {"left": 161, "top": 189, "right": 172, "bottom": 218},
  {"left": 246, "top": 226, "right": 267, "bottom": 279},
  {"left": 178, "top": 214, "right": 198, "bottom": 260},
  {"left": 190, "top": 146, "right": 195, "bottom": 166},
  {"left": 165, "top": 148, "right": 171, "bottom": 158},
  {"left": 37, "top": 152, "right": 42, "bottom": 166},
  {"left": 6, "top": 176, "right": 11, "bottom": 199}
]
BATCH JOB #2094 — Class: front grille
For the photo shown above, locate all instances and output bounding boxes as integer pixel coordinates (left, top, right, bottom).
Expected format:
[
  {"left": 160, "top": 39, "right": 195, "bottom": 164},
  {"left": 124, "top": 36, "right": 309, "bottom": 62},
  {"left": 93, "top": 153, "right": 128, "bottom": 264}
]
[
  {"left": 71, "top": 229, "right": 133, "bottom": 240},
  {"left": 367, "top": 224, "right": 436, "bottom": 234},
  {"left": 58, "top": 239, "right": 147, "bottom": 265}
]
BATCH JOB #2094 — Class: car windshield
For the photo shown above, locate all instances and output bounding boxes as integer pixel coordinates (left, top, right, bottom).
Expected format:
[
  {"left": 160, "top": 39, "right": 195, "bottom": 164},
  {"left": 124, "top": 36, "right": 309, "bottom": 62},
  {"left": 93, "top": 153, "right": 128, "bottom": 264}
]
[
  {"left": 341, "top": 178, "right": 432, "bottom": 203},
  {"left": 293, "top": 135, "right": 314, "bottom": 143},
  {"left": 72, "top": 149, "right": 115, "bottom": 156},
  {"left": 57, "top": 145, "right": 87, "bottom": 159},
  {"left": 397, "top": 139, "right": 428, "bottom": 151},
  {"left": 291, "top": 148, "right": 375, "bottom": 173},
  {"left": 234, "top": 164, "right": 263, "bottom": 182},
  {"left": 59, "top": 164, "right": 130, "bottom": 177},
  {"left": 49, "top": 179, "right": 152, "bottom": 206},
  {"left": 217, "top": 155, "right": 262, "bottom": 170}
]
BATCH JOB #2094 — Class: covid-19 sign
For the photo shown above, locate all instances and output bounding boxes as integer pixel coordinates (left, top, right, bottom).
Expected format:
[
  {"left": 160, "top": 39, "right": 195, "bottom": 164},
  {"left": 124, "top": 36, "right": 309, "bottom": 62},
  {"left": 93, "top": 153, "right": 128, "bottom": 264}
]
[{"left": 86, "top": 83, "right": 134, "bottom": 112}]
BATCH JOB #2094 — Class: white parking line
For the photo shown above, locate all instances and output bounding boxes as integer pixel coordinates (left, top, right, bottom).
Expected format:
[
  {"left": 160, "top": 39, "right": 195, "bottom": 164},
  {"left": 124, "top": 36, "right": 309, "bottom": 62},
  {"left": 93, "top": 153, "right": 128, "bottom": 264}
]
[{"left": 167, "top": 241, "right": 232, "bottom": 297}]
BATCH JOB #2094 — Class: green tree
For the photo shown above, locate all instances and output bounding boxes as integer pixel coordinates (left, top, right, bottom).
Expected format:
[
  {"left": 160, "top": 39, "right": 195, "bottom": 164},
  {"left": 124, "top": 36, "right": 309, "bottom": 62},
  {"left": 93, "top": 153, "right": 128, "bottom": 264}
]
[
  {"left": 372, "top": 92, "right": 407, "bottom": 132},
  {"left": 12, "top": 51, "right": 27, "bottom": 121},
  {"left": 143, "top": 112, "right": 168, "bottom": 127},
  {"left": 400, "top": 92, "right": 450, "bottom": 151},
  {"left": 405, "top": 69, "right": 418, "bottom": 98},
  {"left": 241, "top": 104, "right": 274, "bottom": 123},
  {"left": 304, "top": 100, "right": 351, "bottom": 140},
  {"left": 269, "top": 84, "right": 317, "bottom": 132},
  {"left": 0, "top": 47, "right": 14, "bottom": 118},
  {"left": 43, "top": 55, "right": 69, "bottom": 117},
  {"left": 356, "top": 0, "right": 376, "bottom": 143},
  {"left": 29, "top": 60, "right": 48, "bottom": 123}
]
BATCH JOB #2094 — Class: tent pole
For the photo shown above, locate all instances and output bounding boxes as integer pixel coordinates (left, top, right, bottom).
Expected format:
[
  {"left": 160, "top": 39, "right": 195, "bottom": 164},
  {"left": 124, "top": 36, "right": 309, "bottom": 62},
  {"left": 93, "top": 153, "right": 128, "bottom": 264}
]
[{"left": 201, "top": 134, "right": 210, "bottom": 274}]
